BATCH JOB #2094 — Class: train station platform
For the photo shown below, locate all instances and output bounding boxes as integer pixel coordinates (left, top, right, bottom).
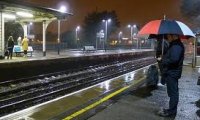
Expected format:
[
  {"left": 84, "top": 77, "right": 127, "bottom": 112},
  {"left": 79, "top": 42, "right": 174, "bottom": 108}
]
[
  {"left": 0, "top": 49, "right": 198, "bottom": 120},
  {"left": 88, "top": 65, "right": 200, "bottom": 120},
  {"left": 0, "top": 49, "right": 193, "bottom": 66},
  {"left": 0, "top": 63, "right": 153, "bottom": 120},
  {"left": 0, "top": 49, "right": 153, "bottom": 64},
  {"left": 0, "top": 62, "right": 199, "bottom": 120}
]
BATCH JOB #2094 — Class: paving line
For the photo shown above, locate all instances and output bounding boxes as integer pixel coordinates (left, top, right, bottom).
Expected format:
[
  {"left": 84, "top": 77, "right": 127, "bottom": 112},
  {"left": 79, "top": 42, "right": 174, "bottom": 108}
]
[{"left": 63, "top": 77, "right": 145, "bottom": 120}]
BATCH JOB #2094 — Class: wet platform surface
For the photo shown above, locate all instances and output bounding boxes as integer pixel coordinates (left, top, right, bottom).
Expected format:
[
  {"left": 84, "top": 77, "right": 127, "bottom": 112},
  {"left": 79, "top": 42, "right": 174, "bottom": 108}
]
[
  {"left": 0, "top": 49, "right": 152, "bottom": 64},
  {"left": 88, "top": 66, "right": 200, "bottom": 120},
  {"left": 0, "top": 63, "right": 150, "bottom": 120},
  {"left": 0, "top": 49, "right": 198, "bottom": 120}
]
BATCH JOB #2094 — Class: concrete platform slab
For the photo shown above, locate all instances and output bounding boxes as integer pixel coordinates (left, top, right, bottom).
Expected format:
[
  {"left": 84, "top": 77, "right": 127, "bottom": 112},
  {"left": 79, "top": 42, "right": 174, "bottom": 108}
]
[{"left": 88, "top": 66, "right": 200, "bottom": 120}]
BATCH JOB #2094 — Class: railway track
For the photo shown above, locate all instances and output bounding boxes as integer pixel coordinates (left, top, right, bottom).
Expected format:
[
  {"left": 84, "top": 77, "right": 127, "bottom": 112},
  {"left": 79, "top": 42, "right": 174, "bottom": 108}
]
[{"left": 0, "top": 57, "right": 156, "bottom": 117}]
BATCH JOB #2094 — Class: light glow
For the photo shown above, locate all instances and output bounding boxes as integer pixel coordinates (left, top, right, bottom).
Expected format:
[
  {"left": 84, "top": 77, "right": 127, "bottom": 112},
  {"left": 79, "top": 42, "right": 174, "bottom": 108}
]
[
  {"left": 16, "top": 12, "right": 33, "bottom": 18},
  {"left": 102, "top": 19, "right": 111, "bottom": 22},
  {"left": 59, "top": 6, "right": 67, "bottom": 13},
  {"left": 3, "top": 14, "right": 16, "bottom": 19},
  {"left": 76, "top": 26, "right": 80, "bottom": 31},
  {"left": 128, "top": 24, "right": 137, "bottom": 28},
  {"left": 122, "top": 37, "right": 129, "bottom": 40}
]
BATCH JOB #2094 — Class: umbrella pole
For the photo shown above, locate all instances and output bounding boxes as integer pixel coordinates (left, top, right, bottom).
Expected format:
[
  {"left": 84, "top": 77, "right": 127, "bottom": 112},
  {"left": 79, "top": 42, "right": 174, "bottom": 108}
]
[{"left": 161, "top": 35, "right": 164, "bottom": 57}]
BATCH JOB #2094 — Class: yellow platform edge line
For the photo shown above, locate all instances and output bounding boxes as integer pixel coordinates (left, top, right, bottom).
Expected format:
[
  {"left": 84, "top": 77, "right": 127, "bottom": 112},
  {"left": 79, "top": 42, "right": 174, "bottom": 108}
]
[{"left": 63, "top": 77, "right": 145, "bottom": 120}]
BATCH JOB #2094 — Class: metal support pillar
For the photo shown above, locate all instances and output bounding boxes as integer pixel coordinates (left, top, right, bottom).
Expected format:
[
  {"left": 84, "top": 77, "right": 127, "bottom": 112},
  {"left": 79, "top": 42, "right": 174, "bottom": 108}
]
[
  {"left": 23, "top": 24, "right": 28, "bottom": 37},
  {"left": 42, "top": 21, "right": 50, "bottom": 56},
  {"left": 0, "top": 12, "right": 4, "bottom": 57},
  {"left": 105, "top": 21, "right": 108, "bottom": 52}
]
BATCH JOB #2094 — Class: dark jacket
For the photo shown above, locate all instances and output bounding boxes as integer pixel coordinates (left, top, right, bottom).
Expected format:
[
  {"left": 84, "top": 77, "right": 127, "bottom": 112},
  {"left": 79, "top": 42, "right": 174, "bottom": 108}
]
[
  {"left": 156, "top": 40, "right": 169, "bottom": 58},
  {"left": 7, "top": 39, "right": 14, "bottom": 49},
  {"left": 162, "top": 39, "right": 185, "bottom": 79}
]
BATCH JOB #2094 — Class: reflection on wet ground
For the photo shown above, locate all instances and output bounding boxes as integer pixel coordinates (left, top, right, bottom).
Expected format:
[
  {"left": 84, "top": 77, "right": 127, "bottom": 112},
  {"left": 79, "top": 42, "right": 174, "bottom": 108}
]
[
  {"left": 33, "top": 68, "right": 147, "bottom": 120},
  {"left": 1, "top": 65, "right": 150, "bottom": 120},
  {"left": 129, "top": 86, "right": 157, "bottom": 98},
  {"left": 88, "top": 66, "right": 200, "bottom": 120}
]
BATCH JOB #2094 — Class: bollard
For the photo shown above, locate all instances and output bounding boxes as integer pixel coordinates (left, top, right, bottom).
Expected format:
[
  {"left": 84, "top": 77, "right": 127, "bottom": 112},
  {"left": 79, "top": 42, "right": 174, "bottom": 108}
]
[{"left": 197, "top": 76, "right": 200, "bottom": 85}]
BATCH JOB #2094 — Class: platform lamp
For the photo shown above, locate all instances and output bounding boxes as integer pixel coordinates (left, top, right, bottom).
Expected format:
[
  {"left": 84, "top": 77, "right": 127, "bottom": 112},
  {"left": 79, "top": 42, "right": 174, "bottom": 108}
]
[
  {"left": 75, "top": 26, "right": 80, "bottom": 49},
  {"left": 57, "top": 5, "right": 67, "bottom": 55},
  {"left": 102, "top": 18, "right": 111, "bottom": 52},
  {"left": 118, "top": 31, "right": 123, "bottom": 44},
  {"left": 128, "top": 24, "right": 136, "bottom": 48}
]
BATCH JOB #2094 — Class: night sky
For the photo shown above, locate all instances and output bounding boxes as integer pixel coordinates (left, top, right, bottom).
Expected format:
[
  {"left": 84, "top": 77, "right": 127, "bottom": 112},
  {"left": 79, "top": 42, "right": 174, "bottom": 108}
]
[{"left": 22, "top": 0, "right": 189, "bottom": 33}]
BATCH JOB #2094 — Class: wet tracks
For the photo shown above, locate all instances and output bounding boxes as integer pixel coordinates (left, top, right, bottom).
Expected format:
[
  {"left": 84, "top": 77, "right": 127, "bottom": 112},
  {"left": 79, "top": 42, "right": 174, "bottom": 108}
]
[{"left": 0, "top": 57, "right": 156, "bottom": 117}]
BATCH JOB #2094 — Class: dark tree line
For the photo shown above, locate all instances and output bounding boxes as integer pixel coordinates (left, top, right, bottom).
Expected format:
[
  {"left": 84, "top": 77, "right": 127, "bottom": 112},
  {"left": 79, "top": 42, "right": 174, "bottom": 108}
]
[
  {"left": 5, "top": 22, "right": 23, "bottom": 43},
  {"left": 82, "top": 10, "right": 120, "bottom": 46},
  {"left": 60, "top": 10, "right": 120, "bottom": 48}
]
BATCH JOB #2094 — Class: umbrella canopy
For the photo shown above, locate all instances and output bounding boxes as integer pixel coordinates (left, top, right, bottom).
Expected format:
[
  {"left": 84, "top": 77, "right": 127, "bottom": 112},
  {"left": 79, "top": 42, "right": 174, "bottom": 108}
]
[{"left": 138, "top": 19, "right": 195, "bottom": 37}]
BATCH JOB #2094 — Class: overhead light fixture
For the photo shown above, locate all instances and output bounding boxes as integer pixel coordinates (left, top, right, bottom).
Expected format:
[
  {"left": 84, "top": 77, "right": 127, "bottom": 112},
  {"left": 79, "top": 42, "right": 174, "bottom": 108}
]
[
  {"left": 59, "top": 6, "right": 67, "bottom": 13},
  {"left": 3, "top": 13, "right": 16, "bottom": 19},
  {"left": 16, "top": 11, "right": 33, "bottom": 18},
  {"left": 122, "top": 38, "right": 129, "bottom": 40}
]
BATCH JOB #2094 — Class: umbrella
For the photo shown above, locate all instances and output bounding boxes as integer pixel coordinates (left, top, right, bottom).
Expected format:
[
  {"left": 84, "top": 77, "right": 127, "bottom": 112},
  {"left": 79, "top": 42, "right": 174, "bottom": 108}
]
[
  {"left": 138, "top": 19, "right": 195, "bottom": 37},
  {"left": 138, "top": 19, "right": 195, "bottom": 56}
]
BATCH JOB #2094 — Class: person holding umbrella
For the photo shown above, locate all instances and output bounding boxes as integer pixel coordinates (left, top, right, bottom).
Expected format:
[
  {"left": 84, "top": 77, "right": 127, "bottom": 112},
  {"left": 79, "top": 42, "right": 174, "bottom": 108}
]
[
  {"left": 154, "top": 35, "right": 169, "bottom": 85},
  {"left": 138, "top": 19, "right": 195, "bottom": 117},
  {"left": 157, "top": 34, "right": 184, "bottom": 117}
]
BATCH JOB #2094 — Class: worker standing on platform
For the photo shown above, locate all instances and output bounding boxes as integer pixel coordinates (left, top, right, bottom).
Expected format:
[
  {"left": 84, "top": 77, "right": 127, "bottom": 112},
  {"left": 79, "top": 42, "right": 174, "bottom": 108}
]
[
  {"left": 157, "top": 34, "right": 185, "bottom": 117},
  {"left": 6, "top": 36, "right": 14, "bottom": 59},
  {"left": 22, "top": 36, "right": 29, "bottom": 57}
]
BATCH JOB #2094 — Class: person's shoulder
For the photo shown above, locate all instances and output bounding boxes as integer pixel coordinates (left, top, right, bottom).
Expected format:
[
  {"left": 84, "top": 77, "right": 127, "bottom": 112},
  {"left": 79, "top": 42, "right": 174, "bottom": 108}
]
[{"left": 171, "top": 44, "right": 183, "bottom": 51}]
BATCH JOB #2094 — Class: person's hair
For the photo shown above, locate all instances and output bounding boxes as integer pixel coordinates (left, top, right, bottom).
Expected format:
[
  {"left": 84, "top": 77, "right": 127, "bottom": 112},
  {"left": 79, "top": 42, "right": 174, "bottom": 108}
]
[
  {"left": 149, "top": 34, "right": 167, "bottom": 40},
  {"left": 171, "top": 34, "right": 180, "bottom": 39},
  {"left": 8, "top": 36, "right": 13, "bottom": 41},
  {"left": 167, "top": 34, "right": 180, "bottom": 40},
  {"left": 157, "top": 34, "right": 167, "bottom": 40}
]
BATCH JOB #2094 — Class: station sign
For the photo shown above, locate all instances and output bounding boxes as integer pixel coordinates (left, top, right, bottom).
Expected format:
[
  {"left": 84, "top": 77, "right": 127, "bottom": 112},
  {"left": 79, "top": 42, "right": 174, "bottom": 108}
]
[{"left": 96, "top": 30, "right": 104, "bottom": 38}]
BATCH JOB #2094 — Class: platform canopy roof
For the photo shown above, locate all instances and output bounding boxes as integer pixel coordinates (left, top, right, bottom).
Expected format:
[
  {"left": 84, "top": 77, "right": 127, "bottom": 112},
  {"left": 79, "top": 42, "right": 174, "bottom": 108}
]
[{"left": 0, "top": 0, "right": 73, "bottom": 22}]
